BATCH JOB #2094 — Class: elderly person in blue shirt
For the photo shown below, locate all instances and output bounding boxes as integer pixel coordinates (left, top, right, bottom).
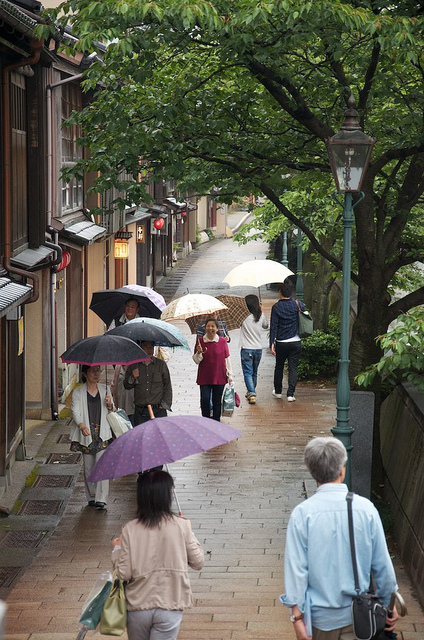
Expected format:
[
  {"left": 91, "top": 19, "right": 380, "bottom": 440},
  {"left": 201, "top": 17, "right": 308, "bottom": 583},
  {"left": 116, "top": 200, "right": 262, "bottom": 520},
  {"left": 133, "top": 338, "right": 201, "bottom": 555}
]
[{"left": 281, "top": 437, "right": 399, "bottom": 640}]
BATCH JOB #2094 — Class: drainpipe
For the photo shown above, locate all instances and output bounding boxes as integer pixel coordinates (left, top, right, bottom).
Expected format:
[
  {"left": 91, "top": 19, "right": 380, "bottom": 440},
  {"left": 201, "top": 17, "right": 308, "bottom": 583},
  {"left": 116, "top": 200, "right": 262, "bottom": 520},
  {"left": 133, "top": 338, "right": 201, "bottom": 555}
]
[
  {"left": 45, "top": 236, "right": 62, "bottom": 420},
  {"left": 2, "top": 38, "right": 44, "bottom": 303}
]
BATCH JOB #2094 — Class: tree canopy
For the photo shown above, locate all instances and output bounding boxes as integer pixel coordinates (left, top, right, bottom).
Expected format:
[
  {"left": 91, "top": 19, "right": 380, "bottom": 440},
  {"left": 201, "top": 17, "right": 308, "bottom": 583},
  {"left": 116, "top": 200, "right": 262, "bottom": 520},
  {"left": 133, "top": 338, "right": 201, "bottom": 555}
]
[{"left": 44, "top": 0, "right": 424, "bottom": 378}]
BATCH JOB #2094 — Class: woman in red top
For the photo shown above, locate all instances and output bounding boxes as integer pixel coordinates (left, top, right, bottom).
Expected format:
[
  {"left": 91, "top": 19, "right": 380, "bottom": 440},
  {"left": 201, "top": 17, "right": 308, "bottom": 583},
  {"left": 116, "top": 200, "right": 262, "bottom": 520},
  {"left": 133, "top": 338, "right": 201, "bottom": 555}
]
[{"left": 192, "top": 318, "right": 233, "bottom": 421}]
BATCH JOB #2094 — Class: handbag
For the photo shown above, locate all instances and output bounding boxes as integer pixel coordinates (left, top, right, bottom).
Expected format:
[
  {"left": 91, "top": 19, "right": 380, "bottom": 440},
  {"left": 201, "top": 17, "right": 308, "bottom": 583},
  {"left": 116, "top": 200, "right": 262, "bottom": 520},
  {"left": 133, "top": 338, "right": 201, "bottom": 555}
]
[
  {"left": 347, "top": 493, "right": 387, "bottom": 640},
  {"left": 99, "top": 571, "right": 127, "bottom": 636},
  {"left": 107, "top": 409, "right": 132, "bottom": 438},
  {"left": 221, "top": 383, "right": 235, "bottom": 416},
  {"left": 295, "top": 300, "right": 313, "bottom": 338},
  {"left": 79, "top": 571, "right": 113, "bottom": 629}
]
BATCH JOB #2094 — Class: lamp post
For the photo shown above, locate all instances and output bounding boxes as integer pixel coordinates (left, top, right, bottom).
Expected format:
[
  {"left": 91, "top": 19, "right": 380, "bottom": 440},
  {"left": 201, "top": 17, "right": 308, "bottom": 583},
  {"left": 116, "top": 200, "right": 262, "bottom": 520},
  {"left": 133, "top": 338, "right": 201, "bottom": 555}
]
[
  {"left": 281, "top": 232, "right": 289, "bottom": 267},
  {"left": 295, "top": 228, "right": 303, "bottom": 301},
  {"left": 325, "top": 96, "right": 375, "bottom": 487}
]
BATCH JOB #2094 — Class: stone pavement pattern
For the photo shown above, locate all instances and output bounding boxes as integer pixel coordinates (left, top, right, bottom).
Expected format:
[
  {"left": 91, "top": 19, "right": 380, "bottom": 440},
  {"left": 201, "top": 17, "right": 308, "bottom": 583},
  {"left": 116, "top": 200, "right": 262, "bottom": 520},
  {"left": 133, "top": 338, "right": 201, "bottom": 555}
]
[{"left": 2, "top": 226, "right": 423, "bottom": 639}]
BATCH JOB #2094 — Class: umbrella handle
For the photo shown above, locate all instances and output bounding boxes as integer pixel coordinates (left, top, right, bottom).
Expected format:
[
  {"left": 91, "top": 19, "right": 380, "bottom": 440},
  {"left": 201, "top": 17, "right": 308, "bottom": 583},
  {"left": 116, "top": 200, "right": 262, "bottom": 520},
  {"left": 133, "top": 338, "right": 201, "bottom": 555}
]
[
  {"left": 147, "top": 404, "right": 155, "bottom": 420},
  {"left": 164, "top": 464, "right": 183, "bottom": 516},
  {"left": 388, "top": 591, "right": 407, "bottom": 617}
]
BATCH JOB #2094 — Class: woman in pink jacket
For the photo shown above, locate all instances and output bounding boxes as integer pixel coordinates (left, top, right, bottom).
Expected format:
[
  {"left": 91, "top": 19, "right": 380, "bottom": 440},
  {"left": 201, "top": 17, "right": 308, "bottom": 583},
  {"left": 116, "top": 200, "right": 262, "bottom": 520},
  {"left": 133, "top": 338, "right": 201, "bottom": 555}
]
[
  {"left": 112, "top": 470, "right": 204, "bottom": 640},
  {"left": 192, "top": 318, "right": 233, "bottom": 421}
]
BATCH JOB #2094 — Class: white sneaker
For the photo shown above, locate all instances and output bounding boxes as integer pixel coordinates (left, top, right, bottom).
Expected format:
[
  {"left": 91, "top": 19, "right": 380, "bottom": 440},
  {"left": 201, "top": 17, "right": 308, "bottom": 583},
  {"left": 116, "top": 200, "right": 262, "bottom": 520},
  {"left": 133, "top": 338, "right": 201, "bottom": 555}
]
[
  {"left": 272, "top": 391, "right": 282, "bottom": 399},
  {"left": 287, "top": 396, "right": 296, "bottom": 402}
]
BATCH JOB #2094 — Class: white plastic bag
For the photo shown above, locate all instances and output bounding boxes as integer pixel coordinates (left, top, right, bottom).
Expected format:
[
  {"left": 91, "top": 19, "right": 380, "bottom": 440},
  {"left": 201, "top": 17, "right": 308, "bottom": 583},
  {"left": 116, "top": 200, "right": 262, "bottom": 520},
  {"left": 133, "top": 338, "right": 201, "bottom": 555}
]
[
  {"left": 107, "top": 409, "right": 132, "bottom": 437},
  {"left": 221, "top": 383, "right": 235, "bottom": 417},
  {"left": 79, "top": 570, "right": 113, "bottom": 629}
]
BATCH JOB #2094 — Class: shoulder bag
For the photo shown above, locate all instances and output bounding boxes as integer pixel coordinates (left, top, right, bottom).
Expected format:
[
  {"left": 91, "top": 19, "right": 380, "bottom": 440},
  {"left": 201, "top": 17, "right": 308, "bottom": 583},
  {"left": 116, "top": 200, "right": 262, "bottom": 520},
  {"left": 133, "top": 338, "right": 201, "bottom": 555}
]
[
  {"left": 295, "top": 300, "right": 313, "bottom": 338},
  {"left": 346, "top": 492, "right": 387, "bottom": 640}
]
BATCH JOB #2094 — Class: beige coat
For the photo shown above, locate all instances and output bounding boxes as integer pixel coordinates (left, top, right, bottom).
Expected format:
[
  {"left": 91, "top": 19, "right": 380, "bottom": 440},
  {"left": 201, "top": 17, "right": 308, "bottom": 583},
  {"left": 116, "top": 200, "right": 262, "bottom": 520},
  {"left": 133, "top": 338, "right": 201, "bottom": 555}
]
[{"left": 112, "top": 515, "right": 204, "bottom": 611}]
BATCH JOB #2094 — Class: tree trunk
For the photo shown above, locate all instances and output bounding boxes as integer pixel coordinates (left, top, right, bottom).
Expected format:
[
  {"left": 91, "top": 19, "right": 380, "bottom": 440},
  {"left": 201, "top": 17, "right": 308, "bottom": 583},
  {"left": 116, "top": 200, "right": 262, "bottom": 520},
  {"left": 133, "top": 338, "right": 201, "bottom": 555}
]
[{"left": 303, "top": 249, "right": 335, "bottom": 331}]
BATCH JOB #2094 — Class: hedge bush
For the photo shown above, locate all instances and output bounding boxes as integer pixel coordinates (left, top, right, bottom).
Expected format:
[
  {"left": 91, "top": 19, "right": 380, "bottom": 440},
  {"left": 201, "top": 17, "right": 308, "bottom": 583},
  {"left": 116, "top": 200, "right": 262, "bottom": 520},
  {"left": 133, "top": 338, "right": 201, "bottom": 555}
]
[{"left": 298, "top": 315, "right": 340, "bottom": 380}]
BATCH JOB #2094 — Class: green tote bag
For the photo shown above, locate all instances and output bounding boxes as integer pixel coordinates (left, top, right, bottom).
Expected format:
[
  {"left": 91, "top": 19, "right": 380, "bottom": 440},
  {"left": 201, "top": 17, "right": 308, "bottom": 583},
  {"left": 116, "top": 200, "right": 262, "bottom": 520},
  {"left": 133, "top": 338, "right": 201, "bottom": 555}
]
[{"left": 99, "top": 571, "right": 127, "bottom": 636}]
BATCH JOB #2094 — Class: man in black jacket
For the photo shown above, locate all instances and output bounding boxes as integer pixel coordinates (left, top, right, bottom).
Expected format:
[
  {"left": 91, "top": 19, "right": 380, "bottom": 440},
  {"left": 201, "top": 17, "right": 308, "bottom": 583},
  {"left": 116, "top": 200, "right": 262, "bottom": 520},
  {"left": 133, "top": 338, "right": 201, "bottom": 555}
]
[{"left": 269, "top": 281, "right": 305, "bottom": 402}]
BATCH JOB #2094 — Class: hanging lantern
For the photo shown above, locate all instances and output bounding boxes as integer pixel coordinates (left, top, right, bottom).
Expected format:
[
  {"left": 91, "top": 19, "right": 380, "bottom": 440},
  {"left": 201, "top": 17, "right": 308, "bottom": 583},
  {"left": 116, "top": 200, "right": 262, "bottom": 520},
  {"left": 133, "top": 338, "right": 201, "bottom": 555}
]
[
  {"left": 54, "top": 250, "right": 71, "bottom": 273},
  {"left": 153, "top": 217, "right": 165, "bottom": 230}
]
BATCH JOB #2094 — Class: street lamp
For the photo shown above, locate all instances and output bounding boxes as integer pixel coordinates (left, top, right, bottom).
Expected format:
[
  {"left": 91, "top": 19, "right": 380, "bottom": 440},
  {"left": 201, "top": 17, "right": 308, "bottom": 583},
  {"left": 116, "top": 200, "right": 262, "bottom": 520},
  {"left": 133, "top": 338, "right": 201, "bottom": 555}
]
[{"left": 325, "top": 95, "right": 375, "bottom": 487}]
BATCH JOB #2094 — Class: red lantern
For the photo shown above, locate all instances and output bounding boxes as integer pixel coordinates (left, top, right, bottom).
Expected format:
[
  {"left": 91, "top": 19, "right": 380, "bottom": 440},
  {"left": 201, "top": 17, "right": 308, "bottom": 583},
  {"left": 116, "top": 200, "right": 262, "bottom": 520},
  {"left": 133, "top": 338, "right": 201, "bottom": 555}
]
[
  {"left": 54, "top": 250, "right": 71, "bottom": 272},
  {"left": 153, "top": 217, "right": 164, "bottom": 230}
]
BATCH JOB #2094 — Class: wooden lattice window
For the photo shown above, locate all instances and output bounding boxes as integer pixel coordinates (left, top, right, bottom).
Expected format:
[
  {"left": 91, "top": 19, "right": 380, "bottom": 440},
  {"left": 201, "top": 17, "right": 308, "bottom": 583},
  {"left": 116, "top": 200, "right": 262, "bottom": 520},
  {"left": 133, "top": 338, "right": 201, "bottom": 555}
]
[{"left": 61, "top": 82, "right": 83, "bottom": 212}]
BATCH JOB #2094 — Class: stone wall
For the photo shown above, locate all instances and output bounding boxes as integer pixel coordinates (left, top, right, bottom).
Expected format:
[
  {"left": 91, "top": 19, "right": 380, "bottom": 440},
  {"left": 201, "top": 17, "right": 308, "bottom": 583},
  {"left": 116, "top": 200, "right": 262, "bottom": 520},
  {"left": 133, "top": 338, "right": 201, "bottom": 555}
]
[{"left": 380, "top": 383, "right": 424, "bottom": 607}]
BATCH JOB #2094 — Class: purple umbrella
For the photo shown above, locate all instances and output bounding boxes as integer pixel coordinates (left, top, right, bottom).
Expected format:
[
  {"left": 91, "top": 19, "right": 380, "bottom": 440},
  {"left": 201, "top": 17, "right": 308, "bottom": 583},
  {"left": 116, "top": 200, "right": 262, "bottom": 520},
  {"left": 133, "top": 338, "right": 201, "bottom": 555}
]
[{"left": 87, "top": 415, "right": 242, "bottom": 481}]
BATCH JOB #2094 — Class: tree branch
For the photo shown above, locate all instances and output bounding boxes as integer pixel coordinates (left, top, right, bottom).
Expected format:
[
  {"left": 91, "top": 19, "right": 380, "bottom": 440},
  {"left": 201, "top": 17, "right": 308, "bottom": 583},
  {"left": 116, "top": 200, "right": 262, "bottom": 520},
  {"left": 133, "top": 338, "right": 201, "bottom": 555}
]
[
  {"left": 387, "top": 287, "right": 424, "bottom": 323},
  {"left": 246, "top": 59, "right": 334, "bottom": 138}
]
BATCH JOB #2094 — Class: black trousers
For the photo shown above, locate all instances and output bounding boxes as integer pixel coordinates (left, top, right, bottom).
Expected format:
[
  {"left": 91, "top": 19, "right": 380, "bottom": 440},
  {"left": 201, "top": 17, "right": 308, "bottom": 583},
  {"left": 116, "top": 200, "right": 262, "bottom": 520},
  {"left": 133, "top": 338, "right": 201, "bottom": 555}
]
[
  {"left": 200, "top": 384, "right": 225, "bottom": 421},
  {"left": 273, "top": 341, "right": 301, "bottom": 397}
]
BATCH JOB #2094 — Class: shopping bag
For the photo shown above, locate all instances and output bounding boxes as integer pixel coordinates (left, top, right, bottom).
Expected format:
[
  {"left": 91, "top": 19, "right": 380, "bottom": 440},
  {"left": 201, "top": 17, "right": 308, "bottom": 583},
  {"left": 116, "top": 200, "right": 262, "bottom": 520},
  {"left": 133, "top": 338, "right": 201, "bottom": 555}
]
[
  {"left": 79, "top": 571, "right": 113, "bottom": 629},
  {"left": 221, "top": 383, "right": 235, "bottom": 417},
  {"left": 296, "top": 300, "right": 313, "bottom": 338},
  {"left": 107, "top": 409, "right": 132, "bottom": 438},
  {"left": 99, "top": 571, "right": 127, "bottom": 636}
]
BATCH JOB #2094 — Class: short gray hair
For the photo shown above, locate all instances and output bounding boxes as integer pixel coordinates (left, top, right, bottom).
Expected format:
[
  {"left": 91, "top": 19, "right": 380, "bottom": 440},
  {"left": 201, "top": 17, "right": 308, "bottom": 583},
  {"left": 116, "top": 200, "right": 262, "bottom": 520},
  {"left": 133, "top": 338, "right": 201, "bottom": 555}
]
[{"left": 304, "top": 437, "right": 348, "bottom": 484}]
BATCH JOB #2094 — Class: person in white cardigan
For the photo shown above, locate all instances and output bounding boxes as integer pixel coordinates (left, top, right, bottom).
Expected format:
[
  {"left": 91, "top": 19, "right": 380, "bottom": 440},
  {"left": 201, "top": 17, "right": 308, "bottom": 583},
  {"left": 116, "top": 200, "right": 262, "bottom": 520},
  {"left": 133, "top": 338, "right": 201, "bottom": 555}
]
[
  {"left": 70, "top": 365, "right": 114, "bottom": 510},
  {"left": 240, "top": 294, "right": 269, "bottom": 405}
]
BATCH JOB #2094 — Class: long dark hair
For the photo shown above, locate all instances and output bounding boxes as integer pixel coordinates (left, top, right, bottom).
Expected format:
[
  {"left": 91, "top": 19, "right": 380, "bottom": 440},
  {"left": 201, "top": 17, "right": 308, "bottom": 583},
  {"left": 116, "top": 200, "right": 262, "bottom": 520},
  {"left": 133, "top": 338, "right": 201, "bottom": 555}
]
[
  {"left": 136, "top": 470, "right": 174, "bottom": 528},
  {"left": 245, "top": 294, "right": 261, "bottom": 323}
]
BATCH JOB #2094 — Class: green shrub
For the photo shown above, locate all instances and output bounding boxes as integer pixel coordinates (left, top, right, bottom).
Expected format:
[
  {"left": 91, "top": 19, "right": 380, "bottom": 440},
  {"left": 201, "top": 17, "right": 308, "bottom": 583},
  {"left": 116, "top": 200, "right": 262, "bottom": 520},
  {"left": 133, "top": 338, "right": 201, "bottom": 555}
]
[{"left": 298, "top": 316, "right": 340, "bottom": 379}]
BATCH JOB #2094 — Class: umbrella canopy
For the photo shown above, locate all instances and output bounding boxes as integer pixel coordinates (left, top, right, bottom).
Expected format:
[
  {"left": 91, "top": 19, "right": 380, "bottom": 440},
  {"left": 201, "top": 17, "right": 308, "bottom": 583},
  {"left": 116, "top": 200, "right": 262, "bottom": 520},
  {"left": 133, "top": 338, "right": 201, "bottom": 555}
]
[
  {"left": 161, "top": 293, "right": 227, "bottom": 322},
  {"left": 107, "top": 317, "right": 190, "bottom": 350},
  {"left": 222, "top": 260, "right": 294, "bottom": 288},
  {"left": 87, "top": 414, "right": 242, "bottom": 480},
  {"left": 61, "top": 334, "right": 149, "bottom": 366},
  {"left": 89, "top": 285, "right": 166, "bottom": 326},
  {"left": 185, "top": 295, "right": 250, "bottom": 333}
]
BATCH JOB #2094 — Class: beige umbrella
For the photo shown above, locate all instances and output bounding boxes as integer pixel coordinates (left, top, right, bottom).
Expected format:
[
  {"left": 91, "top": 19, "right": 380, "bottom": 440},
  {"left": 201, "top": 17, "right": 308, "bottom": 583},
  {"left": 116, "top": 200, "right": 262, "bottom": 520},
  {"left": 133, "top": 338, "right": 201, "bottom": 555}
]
[
  {"left": 161, "top": 293, "right": 227, "bottom": 321},
  {"left": 222, "top": 259, "right": 294, "bottom": 288},
  {"left": 185, "top": 295, "right": 250, "bottom": 333}
]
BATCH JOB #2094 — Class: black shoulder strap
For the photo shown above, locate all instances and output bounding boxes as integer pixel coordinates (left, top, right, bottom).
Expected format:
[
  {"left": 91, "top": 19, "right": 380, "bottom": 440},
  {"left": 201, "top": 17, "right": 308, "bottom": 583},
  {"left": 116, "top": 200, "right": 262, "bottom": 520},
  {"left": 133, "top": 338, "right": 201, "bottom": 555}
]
[{"left": 346, "top": 491, "right": 360, "bottom": 594}]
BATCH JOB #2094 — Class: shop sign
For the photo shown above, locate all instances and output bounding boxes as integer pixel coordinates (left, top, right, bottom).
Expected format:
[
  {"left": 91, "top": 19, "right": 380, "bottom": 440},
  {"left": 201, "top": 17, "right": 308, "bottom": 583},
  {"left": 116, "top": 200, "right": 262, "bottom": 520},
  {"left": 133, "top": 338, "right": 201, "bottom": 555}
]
[
  {"left": 114, "top": 241, "right": 129, "bottom": 258},
  {"left": 136, "top": 224, "right": 145, "bottom": 244}
]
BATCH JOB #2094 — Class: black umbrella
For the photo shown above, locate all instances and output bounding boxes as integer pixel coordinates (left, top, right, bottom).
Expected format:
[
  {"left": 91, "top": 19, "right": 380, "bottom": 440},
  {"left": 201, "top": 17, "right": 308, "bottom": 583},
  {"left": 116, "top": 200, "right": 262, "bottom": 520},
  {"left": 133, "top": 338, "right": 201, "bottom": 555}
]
[
  {"left": 107, "top": 318, "right": 188, "bottom": 349},
  {"left": 89, "top": 285, "right": 165, "bottom": 327},
  {"left": 61, "top": 335, "right": 149, "bottom": 367}
]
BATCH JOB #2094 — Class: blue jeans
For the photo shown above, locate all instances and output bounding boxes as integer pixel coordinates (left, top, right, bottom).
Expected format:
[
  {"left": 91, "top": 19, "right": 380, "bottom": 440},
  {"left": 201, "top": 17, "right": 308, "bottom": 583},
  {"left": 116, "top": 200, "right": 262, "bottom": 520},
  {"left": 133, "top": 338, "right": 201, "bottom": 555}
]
[{"left": 240, "top": 349, "right": 263, "bottom": 396}]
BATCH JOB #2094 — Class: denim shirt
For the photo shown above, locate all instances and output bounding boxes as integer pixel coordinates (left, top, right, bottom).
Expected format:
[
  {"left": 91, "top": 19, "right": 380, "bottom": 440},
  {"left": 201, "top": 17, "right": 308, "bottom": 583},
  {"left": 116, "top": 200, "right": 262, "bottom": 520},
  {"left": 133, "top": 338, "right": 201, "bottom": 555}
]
[{"left": 280, "top": 483, "right": 398, "bottom": 632}]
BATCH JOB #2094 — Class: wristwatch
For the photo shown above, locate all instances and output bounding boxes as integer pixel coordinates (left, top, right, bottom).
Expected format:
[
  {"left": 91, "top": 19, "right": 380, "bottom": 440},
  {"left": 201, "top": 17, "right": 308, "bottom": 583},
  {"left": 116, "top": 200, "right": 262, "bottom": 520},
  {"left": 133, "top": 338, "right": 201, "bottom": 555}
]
[{"left": 289, "top": 613, "right": 304, "bottom": 623}]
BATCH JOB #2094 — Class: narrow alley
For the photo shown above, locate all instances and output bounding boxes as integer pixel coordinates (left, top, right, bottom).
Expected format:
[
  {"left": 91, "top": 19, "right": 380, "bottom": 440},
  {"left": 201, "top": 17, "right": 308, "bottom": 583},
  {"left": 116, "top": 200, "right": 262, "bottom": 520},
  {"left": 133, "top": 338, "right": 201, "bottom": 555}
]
[{"left": 1, "top": 231, "right": 422, "bottom": 640}]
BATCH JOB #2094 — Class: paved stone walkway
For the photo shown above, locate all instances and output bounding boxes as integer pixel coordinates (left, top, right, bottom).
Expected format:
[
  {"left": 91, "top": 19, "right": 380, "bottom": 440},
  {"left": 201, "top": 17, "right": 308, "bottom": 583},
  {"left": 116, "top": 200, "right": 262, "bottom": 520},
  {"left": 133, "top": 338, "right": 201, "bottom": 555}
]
[{"left": 2, "top": 227, "right": 423, "bottom": 639}]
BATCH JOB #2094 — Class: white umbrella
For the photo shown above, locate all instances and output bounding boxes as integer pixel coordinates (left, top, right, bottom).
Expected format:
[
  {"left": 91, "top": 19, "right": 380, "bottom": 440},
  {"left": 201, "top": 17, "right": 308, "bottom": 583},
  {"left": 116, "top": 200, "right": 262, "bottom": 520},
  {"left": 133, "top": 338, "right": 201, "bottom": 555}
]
[
  {"left": 161, "top": 293, "right": 227, "bottom": 321},
  {"left": 222, "top": 259, "right": 294, "bottom": 288}
]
